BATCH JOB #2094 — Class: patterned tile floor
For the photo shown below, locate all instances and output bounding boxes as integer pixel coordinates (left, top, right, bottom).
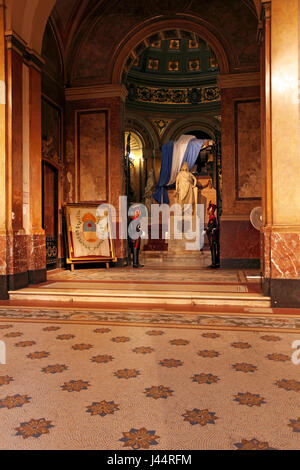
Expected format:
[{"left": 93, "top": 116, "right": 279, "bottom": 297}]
[
  {"left": 1, "top": 320, "right": 300, "bottom": 450},
  {"left": 47, "top": 266, "right": 244, "bottom": 284},
  {"left": 0, "top": 307, "right": 300, "bottom": 331}
]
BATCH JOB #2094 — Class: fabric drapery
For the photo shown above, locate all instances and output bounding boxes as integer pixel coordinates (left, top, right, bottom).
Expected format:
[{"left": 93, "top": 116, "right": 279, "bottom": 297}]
[
  {"left": 153, "top": 137, "right": 205, "bottom": 205},
  {"left": 167, "top": 134, "right": 195, "bottom": 185},
  {"left": 181, "top": 138, "right": 205, "bottom": 171},
  {"left": 153, "top": 141, "right": 174, "bottom": 204}
]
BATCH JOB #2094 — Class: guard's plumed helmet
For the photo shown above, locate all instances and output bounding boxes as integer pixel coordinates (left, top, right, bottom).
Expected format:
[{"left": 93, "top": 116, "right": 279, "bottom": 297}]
[{"left": 207, "top": 201, "right": 217, "bottom": 213}]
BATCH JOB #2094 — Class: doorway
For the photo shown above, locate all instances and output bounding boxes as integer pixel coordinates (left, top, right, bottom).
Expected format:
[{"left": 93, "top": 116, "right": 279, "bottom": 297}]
[{"left": 42, "top": 161, "right": 59, "bottom": 269}]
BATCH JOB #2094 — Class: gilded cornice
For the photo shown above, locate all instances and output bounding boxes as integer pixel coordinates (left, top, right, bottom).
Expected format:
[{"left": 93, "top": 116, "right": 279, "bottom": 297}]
[{"left": 127, "top": 83, "right": 220, "bottom": 106}]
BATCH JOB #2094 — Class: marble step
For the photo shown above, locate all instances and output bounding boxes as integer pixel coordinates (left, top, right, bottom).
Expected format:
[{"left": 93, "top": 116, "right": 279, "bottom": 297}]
[{"left": 8, "top": 285, "right": 271, "bottom": 308}]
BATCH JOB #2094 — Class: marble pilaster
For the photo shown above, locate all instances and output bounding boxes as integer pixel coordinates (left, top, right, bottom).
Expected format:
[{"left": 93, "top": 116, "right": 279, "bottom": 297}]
[{"left": 261, "top": 0, "right": 300, "bottom": 306}]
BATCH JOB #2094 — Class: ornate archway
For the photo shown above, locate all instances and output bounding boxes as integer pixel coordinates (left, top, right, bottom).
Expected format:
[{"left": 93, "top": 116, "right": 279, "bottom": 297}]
[
  {"left": 111, "top": 17, "right": 232, "bottom": 84},
  {"left": 164, "top": 116, "right": 220, "bottom": 143}
]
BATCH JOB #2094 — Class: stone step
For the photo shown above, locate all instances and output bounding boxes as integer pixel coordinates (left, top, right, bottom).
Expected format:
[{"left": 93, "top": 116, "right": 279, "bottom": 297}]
[{"left": 8, "top": 286, "right": 271, "bottom": 308}]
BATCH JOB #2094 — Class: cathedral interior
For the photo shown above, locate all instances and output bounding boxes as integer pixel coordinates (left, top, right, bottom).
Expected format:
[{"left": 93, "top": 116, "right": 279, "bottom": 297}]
[{"left": 0, "top": 0, "right": 300, "bottom": 451}]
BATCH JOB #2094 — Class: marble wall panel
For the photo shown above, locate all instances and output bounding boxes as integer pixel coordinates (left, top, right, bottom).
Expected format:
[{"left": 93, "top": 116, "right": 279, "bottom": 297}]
[
  {"left": 77, "top": 110, "right": 108, "bottom": 203},
  {"left": 270, "top": 232, "right": 300, "bottom": 280},
  {"left": 235, "top": 100, "right": 261, "bottom": 199},
  {"left": 0, "top": 235, "right": 7, "bottom": 275},
  {"left": 27, "top": 234, "right": 46, "bottom": 272},
  {"left": 6, "top": 234, "right": 28, "bottom": 275},
  {"left": 221, "top": 86, "right": 261, "bottom": 217},
  {"left": 261, "top": 229, "right": 271, "bottom": 279},
  {"left": 220, "top": 219, "right": 260, "bottom": 259}
]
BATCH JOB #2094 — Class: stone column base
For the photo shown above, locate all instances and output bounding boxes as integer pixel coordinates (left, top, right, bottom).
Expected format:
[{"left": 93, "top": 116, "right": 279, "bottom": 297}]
[
  {"left": 262, "top": 230, "right": 300, "bottom": 308},
  {"left": 264, "top": 278, "right": 300, "bottom": 308},
  {"left": 0, "top": 232, "right": 46, "bottom": 298}
]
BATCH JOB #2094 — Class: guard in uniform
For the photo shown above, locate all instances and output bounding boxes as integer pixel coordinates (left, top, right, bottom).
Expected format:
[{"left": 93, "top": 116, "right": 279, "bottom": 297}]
[
  {"left": 205, "top": 201, "right": 220, "bottom": 268},
  {"left": 128, "top": 209, "right": 144, "bottom": 268}
]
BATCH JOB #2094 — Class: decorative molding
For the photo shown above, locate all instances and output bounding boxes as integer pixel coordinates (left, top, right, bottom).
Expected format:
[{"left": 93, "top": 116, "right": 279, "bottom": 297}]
[
  {"left": 218, "top": 72, "right": 260, "bottom": 89},
  {"left": 5, "top": 30, "right": 44, "bottom": 71},
  {"left": 24, "top": 48, "right": 45, "bottom": 71},
  {"left": 220, "top": 215, "right": 252, "bottom": 221},
  {"left": 65, "top": 84, "right": 128, "bottom": 102},
  {"left": 151, "top": 118, "right": 174, "bottom": 136},
  {"left": 257, "top": 1, "right": 271, "bottom": 44},
  {"left": 127, "top": 83, "right": 220, "bottom": 105},
  {"left": 268, "top": 226, "right": 300, "bottom": 233},
  {"left": 5, "top": 30, "right": 27, "bottom": 54}
]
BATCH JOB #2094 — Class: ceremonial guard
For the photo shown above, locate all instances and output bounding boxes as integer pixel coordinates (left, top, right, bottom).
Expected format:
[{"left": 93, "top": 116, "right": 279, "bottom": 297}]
[
  {"left": 205, "top": 201, "right": 220, "bottom": 268},
  {"left": 128, "top": 208, "right": 144, "bottom": 268}
]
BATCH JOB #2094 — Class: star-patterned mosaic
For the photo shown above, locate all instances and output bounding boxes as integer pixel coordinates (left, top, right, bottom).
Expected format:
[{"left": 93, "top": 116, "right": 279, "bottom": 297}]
[{"left": 0, "top": 321, "right": 300, "bottom": 449}]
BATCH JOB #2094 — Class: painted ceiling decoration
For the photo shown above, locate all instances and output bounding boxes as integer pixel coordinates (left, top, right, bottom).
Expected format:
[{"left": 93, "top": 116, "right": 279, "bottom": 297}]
[
  {"left": 151, "top": 119, "right": 174, "bottom": 136},
  {"left": 126, "top": 35, "right": 220, "bottom": 111},
  {"left": 124, "top": 31, "right": 219, "bottom": 77}
]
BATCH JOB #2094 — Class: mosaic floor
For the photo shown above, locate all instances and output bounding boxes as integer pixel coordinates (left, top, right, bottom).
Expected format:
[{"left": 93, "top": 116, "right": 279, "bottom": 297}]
[
  {"left": 0, "top": 321, "right": 300, "bottom": 450},
  {"left": 0, "top": 307, "right": 300, "bottom": 332},
  {"left": 2, "top": 262, "right": 299, "bottom": 450}
]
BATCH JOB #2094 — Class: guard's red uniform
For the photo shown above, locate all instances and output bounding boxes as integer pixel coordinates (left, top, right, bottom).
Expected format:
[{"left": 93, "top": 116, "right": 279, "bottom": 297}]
[{"left": 205, "top": 203, "right": 220, "bottom": 268}]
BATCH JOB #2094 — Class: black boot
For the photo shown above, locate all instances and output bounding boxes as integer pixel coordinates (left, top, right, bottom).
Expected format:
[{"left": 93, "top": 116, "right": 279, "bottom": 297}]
[
  {"left": 124, "top": 248, "right": 132, "bottom": 267},
  {"left": 133, "top": 248, "right": 144, "bottom": 268},
  {"left": 215, "top": 244, "right": 220, "bottom": 268},
  {"left": 208, "top": 246, "right": 216, "bottom": 268}
]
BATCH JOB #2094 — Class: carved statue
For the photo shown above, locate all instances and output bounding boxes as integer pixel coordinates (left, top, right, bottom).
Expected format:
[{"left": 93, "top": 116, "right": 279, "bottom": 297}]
[
  {"left": 175, "top": 162, "right": 197, "bottom": 212},
  {"left": 144, "top": 168, "right": 156, "bottom": 215}
]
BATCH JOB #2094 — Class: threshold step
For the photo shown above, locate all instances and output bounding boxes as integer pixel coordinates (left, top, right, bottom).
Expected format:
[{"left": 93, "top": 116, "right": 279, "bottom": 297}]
[{"left": 8, "top": 288, "right": 271, "bottom": 308}]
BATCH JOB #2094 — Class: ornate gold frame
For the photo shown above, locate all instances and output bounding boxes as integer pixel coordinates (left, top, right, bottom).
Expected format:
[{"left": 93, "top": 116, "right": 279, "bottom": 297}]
[{"left": 64, "top": 203, "right": 117, "bottom": 270}]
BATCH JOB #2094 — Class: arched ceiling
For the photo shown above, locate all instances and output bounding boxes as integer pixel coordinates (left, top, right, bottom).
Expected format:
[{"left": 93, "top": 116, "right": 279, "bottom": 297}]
[
  {"left": 5, "top": 0, "right": 56, "bottom": 53},
  {"left": 125, "top": 35, "right": 221, "bottom": 112},
  {"left": 64, "top": 0, "right": 260, "bottom": 85},
  {"left": 127, "top": 35, "right": 220, "bottom": 84},
  {"left": 5, "top": 0, "right": 262, "bottom": 80}
]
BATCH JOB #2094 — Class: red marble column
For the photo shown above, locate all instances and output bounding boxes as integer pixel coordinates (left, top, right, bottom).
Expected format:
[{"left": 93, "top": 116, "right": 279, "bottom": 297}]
[
  {"left": 0, "top": 3, "right": 8, "bottom": 298},
  {"left": 6, "top": 38, "right": 28, "bottom": 290},
  {"left": 3, "top": 34, "right": 46, "bottom": 293}
]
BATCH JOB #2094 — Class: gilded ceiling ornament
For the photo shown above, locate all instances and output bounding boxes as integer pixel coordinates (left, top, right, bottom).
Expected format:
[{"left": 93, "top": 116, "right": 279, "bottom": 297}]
[{"left": 132, "top": 84, "right": 220, "bottom": 105}]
